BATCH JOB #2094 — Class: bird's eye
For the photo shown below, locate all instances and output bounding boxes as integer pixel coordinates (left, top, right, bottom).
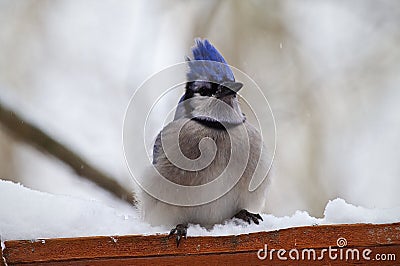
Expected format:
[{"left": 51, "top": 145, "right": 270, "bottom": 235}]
[{"left": 198, "top": 85, "right": 214, "bottom": 96}]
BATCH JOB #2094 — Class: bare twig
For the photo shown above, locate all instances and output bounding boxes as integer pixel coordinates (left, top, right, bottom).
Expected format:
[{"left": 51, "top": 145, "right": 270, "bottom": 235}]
[{"left": 0, "top": 100, "right": 135, "bottom": 205}]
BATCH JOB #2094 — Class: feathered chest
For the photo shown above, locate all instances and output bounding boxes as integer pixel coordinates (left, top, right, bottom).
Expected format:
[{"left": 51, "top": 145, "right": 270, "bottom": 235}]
[{"left": 153, "top": 119, "right": 262, "bottom": 186}]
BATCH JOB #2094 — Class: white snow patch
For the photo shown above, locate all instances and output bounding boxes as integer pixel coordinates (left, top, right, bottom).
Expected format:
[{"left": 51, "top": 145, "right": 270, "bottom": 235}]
[
  {"left": 190, "top": 198, "right": 400, "bottom": 237},
  {"left": 0, "top": 180, "right": 166, "bottom": 242},
  {"left": 0, "top": 180, "right": 399, "bottom": 242}
]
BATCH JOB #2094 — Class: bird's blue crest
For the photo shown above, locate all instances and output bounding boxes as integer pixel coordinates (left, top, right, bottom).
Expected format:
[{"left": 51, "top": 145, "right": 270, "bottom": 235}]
[{"left": 187, "top": 39, "right": 235, "bottom": 83}]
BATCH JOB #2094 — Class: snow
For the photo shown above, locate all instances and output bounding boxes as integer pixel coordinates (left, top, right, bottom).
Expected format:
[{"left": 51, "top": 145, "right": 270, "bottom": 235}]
[
  {"left": 1, "top": 180, "right": 399, "bottom": 244},
  {"left": 0, "top": 180, "right": 165, "bottom": 242}
]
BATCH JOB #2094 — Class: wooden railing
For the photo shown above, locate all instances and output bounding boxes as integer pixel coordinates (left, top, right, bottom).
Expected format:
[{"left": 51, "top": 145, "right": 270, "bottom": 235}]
[{"left": 2, "top": 222, "right": 399, "bottom": 265}]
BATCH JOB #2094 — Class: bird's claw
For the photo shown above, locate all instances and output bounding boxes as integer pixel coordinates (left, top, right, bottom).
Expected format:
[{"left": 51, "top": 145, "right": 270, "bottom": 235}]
[
  {"left": 234, "top": 209, "right": 263, "bottom": 224},
  {"left": 168, "top": 224, "right": 188, "bottom": 247}
]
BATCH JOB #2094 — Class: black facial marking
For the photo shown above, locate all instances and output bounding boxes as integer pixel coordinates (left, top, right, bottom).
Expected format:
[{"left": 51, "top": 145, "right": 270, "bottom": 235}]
[
  {"left": 192, "top": 117, "right": 226, "bottom": 130},
  {"left": 185, "top": 81, "right": 234, "bottom": 99}
]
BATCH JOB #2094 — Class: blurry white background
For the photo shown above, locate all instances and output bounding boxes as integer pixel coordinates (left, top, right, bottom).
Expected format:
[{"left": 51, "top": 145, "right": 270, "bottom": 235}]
[{"left": 0, "top": 0, "right": 399, "bottom": 217}]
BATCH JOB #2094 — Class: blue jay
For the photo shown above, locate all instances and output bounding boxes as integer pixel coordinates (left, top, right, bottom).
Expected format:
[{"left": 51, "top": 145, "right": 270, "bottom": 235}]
[{"left": 139, "top": 39, "right": 270, "bottom": 247}]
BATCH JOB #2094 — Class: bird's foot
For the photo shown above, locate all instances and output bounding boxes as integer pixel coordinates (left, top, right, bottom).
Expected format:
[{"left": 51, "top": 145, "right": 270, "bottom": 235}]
[
  {"left": 234, "top": 209, "right": 263, "bottom": 224},
  {"left": 168, "top": 224, "right": 188, "bottom": 247}
]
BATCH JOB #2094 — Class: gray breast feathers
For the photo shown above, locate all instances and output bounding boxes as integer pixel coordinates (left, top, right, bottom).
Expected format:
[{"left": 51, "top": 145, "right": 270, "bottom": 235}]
[{"left": 152, "top": 119, "right": 264, "bottom": 188}]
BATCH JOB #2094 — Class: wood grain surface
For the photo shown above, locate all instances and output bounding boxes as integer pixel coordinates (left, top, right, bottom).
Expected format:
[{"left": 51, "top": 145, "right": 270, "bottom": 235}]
[{"left": 3, "top": 223, "right": 400, "bottom": 265}]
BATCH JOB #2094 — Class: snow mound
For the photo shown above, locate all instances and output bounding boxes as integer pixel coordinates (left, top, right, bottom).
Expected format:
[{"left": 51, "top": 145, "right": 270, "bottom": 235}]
[
  {"left": 0, "top": 180, "right": 165, "bottom": 241},
  {"left": 1, "top": 180, "right": 399, "bottom": 242}
]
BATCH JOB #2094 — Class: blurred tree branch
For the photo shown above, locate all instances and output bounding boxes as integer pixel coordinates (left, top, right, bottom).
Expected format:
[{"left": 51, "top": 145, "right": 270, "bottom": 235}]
[{"left": 0, "top": 99, "right": 135, "bottom": 205}]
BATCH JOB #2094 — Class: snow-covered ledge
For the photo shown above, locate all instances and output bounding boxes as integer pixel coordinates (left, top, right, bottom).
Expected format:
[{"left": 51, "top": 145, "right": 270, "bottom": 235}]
[
  {"left": 1, "top": 180, "right": 400, "bottom": 241},
  {"left": 1, "top": 180, "right": 400, "bottom": 265}
]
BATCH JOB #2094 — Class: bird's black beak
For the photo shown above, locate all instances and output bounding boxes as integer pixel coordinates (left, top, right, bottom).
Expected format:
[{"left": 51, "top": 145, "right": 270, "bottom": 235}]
[
  {"left": 223, "top": 81, "right": 243, "bottom": 93},
  {"left": 216, "top": 81, "right": 243, "bottom": 98}
]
